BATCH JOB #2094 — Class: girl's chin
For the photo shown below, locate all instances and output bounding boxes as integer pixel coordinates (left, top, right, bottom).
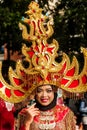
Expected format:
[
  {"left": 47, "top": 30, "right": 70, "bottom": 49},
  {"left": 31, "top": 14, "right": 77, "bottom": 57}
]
[{"left": 40, "top": 102, "right": 50, "bottom": 106}]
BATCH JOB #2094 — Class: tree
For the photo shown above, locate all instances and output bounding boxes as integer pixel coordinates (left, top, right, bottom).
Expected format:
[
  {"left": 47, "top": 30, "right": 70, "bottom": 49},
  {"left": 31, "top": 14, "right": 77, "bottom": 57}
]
[
  {"left": 54, "top": 0, "right": 87, "bottom": 54},
  {"left": 0, "top": 0, "right": 32, "bottom": 73},
  {"left": 0, "top": 0, "right": 32, "bottom": 53}
]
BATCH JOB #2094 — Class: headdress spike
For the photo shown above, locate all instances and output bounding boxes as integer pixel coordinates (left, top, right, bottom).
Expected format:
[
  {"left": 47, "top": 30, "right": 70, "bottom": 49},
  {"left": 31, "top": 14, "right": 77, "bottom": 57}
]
[{"left": 0, "top": 1, "right": 87, "bottom": 103}]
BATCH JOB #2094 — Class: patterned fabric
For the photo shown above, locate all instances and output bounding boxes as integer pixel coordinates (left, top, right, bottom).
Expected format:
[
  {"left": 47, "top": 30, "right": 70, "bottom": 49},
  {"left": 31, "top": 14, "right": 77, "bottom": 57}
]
[{"left": 18, "top": 104, "right": 76, "bottom": 130}]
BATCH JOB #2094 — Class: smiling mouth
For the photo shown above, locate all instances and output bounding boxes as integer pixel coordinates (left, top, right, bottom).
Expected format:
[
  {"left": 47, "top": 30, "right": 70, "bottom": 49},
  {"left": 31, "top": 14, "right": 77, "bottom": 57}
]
[{"left": 41, "top": 99, "right": 48, "bottom": 103}]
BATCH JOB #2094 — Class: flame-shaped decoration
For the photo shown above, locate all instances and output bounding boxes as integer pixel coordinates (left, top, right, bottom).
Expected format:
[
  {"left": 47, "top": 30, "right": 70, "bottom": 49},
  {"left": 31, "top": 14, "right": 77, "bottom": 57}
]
[
  {"left": 0, "top": 1, "right": 87, "bottom": 103},
  {"left": 61, "top": 47, "right": 87, "bottom": 93}
]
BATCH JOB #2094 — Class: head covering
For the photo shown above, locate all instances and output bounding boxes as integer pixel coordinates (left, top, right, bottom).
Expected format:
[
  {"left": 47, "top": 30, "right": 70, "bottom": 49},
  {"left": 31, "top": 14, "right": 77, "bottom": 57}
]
[{"left": 0, "top": 1, "right": 87, "bottom": 103}]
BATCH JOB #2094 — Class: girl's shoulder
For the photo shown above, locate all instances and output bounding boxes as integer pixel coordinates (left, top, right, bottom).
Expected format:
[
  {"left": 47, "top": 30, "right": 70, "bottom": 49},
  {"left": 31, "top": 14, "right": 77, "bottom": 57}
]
[
  {"left": 55, "top": 105, "right": 70, "bottom": 122},
  {"left": 56, "top": 104, "right": 69, "bottom": 112}
]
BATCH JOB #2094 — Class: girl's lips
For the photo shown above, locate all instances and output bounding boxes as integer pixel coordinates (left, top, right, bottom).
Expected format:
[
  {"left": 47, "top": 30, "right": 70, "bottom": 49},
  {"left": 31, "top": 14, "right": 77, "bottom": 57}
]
[{"left": 41, "top": 99, "right": 48, "bottom": 103}]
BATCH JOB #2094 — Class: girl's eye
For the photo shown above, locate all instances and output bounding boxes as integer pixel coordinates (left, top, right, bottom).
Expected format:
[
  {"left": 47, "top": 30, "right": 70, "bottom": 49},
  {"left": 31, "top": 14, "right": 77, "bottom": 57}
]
[
  {"left": 37, "top": 89, "right": 42, "bottom": 93},
  {"left": 36, "top": 89, "right": 53, "bottom": 93},
  {"left": 47, "top": 89, "right": 53, "bottom": 93}
]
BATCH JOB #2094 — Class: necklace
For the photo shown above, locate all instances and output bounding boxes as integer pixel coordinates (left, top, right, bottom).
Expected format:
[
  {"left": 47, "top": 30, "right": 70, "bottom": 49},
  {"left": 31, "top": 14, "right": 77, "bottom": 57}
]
[{"left": 38, "top": 110, "right": 56, "bottom": 130}]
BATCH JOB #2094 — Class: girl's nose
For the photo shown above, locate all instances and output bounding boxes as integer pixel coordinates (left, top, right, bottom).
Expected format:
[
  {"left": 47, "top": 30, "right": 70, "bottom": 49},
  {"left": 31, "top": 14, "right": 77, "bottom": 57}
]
[{"left": 42, "top": 91, "right": 47, "bottom": 96}]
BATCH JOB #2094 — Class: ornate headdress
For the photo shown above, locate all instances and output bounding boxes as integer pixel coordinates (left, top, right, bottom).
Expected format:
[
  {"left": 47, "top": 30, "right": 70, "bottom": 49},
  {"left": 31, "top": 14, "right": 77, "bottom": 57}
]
[{"left": 0, "top": 1, "right": 87, "bottom": 103}]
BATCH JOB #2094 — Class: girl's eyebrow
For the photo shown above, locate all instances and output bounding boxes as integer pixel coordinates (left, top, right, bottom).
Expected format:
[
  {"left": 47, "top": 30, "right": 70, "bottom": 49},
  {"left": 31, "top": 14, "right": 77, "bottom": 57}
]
[
  {"left": 36, "top": 88, "right": 43, "bottom": 91},
  {"left": 46, "top": 88, "right": 52, "bottom": 90},
  {"left": 37, "top": 88, "right": 53, "bottom": 90},
  {"left": 37, "top": 87, "right": 42, "bottom": 89}
]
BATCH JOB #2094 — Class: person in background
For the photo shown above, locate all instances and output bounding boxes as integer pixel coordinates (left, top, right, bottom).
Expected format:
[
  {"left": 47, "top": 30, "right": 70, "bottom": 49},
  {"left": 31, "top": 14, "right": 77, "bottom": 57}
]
[
  {"left": 79, "top": 92, "right": 87, "bottom": 130},
  {"left": 75, "top": 114, "right": 83, "bottom": 130},
  {"left": 0, "top": 98, "right": 15, "bottom": 130}
]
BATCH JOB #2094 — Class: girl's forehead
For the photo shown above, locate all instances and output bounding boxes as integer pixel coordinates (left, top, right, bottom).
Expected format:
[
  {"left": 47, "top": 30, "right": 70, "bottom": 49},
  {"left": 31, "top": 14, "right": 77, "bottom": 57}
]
[{"left": 37, "top": 85, "right": 52, "bottom": 89}]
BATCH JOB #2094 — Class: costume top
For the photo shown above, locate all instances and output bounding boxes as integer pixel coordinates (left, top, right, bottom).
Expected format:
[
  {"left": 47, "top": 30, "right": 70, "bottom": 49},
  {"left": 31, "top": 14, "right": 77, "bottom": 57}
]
[{"left": 18, "top": 104, "right": 76, "bottom": 130}]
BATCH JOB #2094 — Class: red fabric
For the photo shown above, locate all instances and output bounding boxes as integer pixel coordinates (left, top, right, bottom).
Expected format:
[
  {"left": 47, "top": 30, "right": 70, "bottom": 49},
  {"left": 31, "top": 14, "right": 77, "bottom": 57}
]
[
  {"left": 19, "top": 125, "right": 26, "bottom": 130},
  {"left": 34, "top": 105, "right": 69, "bottom": 123},
  {"left": 0, "top": 98, "right": 14, "bottom": 130}
]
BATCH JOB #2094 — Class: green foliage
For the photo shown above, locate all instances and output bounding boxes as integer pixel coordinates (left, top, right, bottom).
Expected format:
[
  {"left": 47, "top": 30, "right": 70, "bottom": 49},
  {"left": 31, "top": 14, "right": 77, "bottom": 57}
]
[
  {"left": 0, "top": 0, "right": 32, "bottom": 51},
  {"left": 53, "top": 0, "right": 87, "bottom": 53}
]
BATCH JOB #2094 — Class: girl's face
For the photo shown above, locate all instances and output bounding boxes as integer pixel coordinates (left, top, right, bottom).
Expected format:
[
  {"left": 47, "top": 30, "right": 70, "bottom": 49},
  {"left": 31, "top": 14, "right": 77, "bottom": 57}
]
[{"left": 35, "top": 85, "right": 54, "bottom": 106}]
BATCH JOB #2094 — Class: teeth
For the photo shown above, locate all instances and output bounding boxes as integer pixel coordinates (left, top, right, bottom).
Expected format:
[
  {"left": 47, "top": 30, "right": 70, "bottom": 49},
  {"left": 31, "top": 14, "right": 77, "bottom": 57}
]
[{"left": 41, "top": 99, "right": 48, "bottom": 102}]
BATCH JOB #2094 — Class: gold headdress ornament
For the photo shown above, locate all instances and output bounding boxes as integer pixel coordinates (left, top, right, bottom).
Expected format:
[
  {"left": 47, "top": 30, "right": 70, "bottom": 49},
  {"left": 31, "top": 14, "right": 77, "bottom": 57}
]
[{"left": 0, "top": 1, "right": 87, "bottom": 103}]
